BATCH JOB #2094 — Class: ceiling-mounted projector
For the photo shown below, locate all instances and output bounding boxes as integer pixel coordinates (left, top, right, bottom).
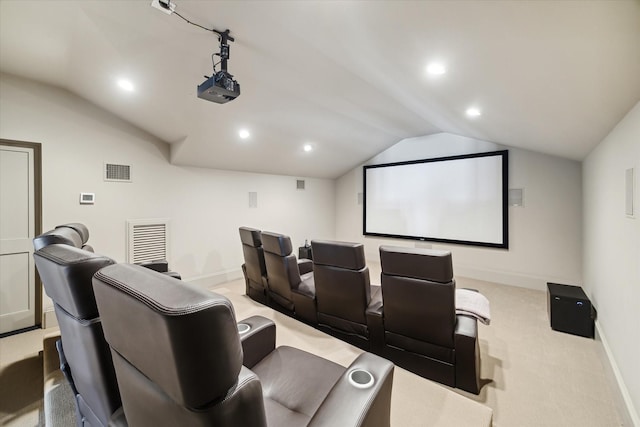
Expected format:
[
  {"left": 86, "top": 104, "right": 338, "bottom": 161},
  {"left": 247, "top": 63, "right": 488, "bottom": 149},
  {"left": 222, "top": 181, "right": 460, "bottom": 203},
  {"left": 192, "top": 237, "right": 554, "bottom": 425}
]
[
  {"left": 198, "top": 29, "right": 240, "bottom": 104},
  {"left": 197, "top": 70, "right": 240, "bottom": 104},
  {"left": 150, "top": 1, "right": 240, "bottom": 104}
]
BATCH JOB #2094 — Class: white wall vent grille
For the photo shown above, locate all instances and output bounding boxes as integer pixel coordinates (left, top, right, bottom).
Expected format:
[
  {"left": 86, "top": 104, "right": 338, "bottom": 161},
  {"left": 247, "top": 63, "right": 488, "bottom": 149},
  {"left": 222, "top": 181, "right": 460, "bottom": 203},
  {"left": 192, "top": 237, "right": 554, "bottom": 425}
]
[
  {"left": 126, "top": 219, "right": 169, "bottom": 264},
  {"left": 296, "top": 179, "right": 305, "bottom": 190},
  {"left": 105, "top": 163, "right": 132, "bottom": 182}
]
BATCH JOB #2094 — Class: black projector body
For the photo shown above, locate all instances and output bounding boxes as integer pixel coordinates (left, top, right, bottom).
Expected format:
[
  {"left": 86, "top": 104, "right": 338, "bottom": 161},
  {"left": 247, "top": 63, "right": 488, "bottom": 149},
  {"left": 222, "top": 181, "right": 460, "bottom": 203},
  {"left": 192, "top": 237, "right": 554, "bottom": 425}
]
[{"left": 197, "top": 72, "right": 240, "bottom": 104}]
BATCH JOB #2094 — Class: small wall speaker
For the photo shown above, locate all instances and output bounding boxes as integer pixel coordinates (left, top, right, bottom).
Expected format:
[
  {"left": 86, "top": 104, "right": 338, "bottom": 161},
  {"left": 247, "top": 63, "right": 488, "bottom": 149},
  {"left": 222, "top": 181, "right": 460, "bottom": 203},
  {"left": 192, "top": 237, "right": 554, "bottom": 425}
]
[
  {"left": 296, "top": 179, "right": 305, "bottom": 190},
  {"left": 248, "top": 191, "right": 258, "bottom": 208},
  {"left": 625, "top": 168, "right": 634, "bottom": 217},
  {"left": 509, "top": 188, "right": 524, "bottom": 207}
]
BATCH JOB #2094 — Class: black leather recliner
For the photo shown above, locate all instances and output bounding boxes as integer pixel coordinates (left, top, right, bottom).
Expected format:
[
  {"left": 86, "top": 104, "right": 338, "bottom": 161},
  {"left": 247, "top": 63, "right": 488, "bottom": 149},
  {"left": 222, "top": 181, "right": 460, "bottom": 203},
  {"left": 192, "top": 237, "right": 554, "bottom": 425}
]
[
  {"left": 261, "top": 231, "right": 316, "bottom": 323},
  {"left": 239, "top": 226, "right": 269, "bottom": 304},
  {"left": 92, "top": 264, "right": 395, "bottom": 427},
  {"left": 375, "top": 246, "right": 480, "bottom": 394},
  {"left": 311, "top": 240, "right": 383, "bottom": 351},
  {"left": 33, "top": 244, "right": 124, "bottom": 426}
]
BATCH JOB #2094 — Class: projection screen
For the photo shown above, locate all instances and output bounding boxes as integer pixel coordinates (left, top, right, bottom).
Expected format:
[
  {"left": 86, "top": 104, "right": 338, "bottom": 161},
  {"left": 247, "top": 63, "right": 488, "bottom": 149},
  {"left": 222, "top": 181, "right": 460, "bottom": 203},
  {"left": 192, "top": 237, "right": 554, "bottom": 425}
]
[{"left": 363, "top": 150, "right": 508, "bottom": 249}]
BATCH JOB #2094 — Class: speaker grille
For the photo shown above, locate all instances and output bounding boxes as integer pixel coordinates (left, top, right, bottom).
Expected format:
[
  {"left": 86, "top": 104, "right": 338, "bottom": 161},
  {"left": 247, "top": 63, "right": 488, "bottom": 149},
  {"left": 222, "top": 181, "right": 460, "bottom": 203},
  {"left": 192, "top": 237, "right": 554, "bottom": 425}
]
[
  {"left": 508, "top": 189, "right": 524, "bottom": 207},
  {"left": 296, "top": 179, "right": 305, "bottom": 190},
  {"left": 249, "top": 192, "right": 258, "bottom": 208}
]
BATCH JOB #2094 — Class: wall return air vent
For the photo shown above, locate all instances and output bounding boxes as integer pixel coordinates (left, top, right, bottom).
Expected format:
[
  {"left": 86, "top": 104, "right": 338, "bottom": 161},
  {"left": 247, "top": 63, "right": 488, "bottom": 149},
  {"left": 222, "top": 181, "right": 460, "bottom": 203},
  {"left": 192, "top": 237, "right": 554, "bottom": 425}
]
[
  {"left": 105, "top": 163, "right": 132, "bottom": 182},
  {"left": 126, "top": 219, "right": 170, "bottom": 264}
]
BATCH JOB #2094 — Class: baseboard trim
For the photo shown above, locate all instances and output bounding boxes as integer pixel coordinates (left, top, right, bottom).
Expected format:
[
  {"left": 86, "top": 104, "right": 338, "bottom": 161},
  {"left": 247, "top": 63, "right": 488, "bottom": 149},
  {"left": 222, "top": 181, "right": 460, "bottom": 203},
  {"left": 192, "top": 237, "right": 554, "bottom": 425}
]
[
  {"left": 185, "top": 268, "right": 243, "bottom": 289},
  {"left": 453, "top": 264, "right": 579, "bottom": 292},
  {"left": 596, "top": 320, "right": 639, "bottom": 427}
]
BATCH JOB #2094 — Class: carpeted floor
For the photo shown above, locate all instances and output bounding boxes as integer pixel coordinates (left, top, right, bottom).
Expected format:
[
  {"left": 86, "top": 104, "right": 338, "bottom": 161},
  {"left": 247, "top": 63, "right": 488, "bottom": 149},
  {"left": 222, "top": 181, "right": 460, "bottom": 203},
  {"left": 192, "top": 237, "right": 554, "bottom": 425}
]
[
  {"left": 0, "top": 344, "right": 44, "bottom": 426},
  {"left": 0, "top": 270, "right": 626, "bottom": 426}
]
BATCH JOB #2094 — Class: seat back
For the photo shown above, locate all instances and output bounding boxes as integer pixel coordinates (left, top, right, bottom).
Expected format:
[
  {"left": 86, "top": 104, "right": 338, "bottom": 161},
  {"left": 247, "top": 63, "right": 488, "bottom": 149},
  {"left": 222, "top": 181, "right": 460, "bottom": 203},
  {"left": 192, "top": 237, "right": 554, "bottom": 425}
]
[
  {"left": 312, "top": 240, "right": 371, "bottom": 335},
  {"left": 92, "top": 264, "right": 267, "bottom": 426},
  {"left": 239, "top": 227, "right": 267, "bottom": 295},
  {"left": 380, "top": 246, "right": 456, "bottom": 352},
  {"left": 33, "top": 244, "right": 119, "bottom": 426},
  {"left": 261, "top": 231, "right": 301, "bottom": 310},
  {"left": 33, "top": 223, "right": 94, "bottom": 252}
]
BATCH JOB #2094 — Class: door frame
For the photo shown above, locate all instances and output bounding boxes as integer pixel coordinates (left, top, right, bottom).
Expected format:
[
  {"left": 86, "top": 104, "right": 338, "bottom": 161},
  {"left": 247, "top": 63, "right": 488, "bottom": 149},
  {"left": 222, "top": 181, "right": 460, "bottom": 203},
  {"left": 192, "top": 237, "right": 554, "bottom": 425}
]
[{"left": 0, "top": 139, "right": 42, "bottom": 327}]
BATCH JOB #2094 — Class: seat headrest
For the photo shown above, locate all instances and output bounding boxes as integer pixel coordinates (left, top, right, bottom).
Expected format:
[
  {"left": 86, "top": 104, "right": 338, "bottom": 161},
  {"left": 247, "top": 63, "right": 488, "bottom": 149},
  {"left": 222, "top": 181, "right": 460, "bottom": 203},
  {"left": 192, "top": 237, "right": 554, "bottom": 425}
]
[
  {"left": 239, "top": 227, "right": 262, "bottom": 247},
  {"left": 57, "top": 223, "right": 90, "bottom": 244},
  {"left": 379, "top": 246, "right": 453, "bottom": 283},
  {"left": 33, "top": 244, "right": 115, "bottom": 319},
  {"left": 261, "top": 231, "right": 293, "bottom": 256},
  {"left": 92, "top": 264, "right": 243, "bottom": 409},
  {"left": 33, "top": 226, "right": 84, "bottom": 251},
  {"left": 311, "top": 240, "right": 366, "bottom": 270}
]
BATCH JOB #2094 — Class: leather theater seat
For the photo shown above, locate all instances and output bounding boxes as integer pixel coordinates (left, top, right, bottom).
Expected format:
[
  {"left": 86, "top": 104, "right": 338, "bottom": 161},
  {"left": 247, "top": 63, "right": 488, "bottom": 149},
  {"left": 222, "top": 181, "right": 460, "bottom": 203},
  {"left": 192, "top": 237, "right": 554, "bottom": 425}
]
[
  {"left": 311, "top": 239, "right": 383, "bottom": 351},
  {"left": 261, "top": 231, "right": 316, "bottom": 323},
  {"left": 377, "top": 245, "right": 481, "bottom": 394},
  {"left": 239, "top": 226, "right": 269, "bottom": 304},
  {"left": 92, "top": 264, "right": 395, "bottom": 427},
  {"left": 33, "top": 244, "right": 124, "bottom": 426}
]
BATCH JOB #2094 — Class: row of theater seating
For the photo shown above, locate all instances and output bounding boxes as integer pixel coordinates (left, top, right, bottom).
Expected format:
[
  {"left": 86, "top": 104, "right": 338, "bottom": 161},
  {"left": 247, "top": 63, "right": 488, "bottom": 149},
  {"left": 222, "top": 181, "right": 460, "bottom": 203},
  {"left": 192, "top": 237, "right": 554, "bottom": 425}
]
[
  {"left": 239, "top": 226, "right": 481, "bottom": 394},
  {"left": 33, "top": 223, "right": 394, "bottom": 427}
]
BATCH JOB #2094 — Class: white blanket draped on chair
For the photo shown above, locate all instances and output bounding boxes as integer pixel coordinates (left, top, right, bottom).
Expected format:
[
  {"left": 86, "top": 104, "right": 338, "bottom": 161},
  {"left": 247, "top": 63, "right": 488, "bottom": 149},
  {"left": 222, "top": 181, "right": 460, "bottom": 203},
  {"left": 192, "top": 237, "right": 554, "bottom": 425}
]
[{"left": 456, "top": 289, "right": 491, "bottom": 325}]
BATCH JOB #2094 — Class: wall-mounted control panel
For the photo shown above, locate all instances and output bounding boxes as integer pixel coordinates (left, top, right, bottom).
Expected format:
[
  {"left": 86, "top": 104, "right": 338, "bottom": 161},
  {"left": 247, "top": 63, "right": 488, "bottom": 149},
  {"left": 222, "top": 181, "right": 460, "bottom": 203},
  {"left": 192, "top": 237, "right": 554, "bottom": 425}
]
[{"left": 80, "top": 193, "right": 95, "bottom": 204}]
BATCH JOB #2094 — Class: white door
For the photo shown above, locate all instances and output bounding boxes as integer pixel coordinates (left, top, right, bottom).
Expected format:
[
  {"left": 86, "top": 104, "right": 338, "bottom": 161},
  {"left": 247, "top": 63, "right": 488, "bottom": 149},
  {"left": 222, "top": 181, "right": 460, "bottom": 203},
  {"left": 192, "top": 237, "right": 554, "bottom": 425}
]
[{"left": 0, "top": 145, "right": 36, "bottom": 334}]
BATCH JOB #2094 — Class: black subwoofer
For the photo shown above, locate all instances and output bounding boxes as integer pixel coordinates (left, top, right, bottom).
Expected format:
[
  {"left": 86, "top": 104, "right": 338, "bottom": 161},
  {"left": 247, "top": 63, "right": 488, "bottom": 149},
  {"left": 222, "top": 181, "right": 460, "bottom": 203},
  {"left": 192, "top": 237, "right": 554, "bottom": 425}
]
[{"left": 547, "top": 283, "right": 596, "bottom": 338}]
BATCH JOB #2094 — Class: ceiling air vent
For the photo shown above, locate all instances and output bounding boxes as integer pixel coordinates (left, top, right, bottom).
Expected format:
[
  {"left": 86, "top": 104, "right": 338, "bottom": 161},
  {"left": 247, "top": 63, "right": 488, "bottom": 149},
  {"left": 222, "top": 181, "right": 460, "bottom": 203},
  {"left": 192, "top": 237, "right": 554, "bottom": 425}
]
[
  {"left": 126, "top": 219, "right": 169, "bottom": 264},
  {"left": 105, "top": 163, "right": 132, "bottom": 182},
  {"left": 296, "top": 179, "right": 305, "bottom": 190}
]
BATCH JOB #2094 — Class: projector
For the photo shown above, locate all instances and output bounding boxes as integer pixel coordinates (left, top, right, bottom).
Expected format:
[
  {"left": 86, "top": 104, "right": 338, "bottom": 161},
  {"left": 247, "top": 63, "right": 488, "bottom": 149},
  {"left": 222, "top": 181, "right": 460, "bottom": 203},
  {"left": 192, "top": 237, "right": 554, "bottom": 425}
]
[{"left": 197, "top": 71, "right": 240, "bottom": 104}]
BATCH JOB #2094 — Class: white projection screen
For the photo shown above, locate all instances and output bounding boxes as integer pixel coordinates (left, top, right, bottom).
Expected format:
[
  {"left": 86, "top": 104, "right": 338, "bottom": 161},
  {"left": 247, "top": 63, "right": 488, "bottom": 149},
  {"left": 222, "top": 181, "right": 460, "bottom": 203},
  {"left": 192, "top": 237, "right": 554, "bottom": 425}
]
[{"left": 363, "top": 150, "right": 508, "bottom": 248}]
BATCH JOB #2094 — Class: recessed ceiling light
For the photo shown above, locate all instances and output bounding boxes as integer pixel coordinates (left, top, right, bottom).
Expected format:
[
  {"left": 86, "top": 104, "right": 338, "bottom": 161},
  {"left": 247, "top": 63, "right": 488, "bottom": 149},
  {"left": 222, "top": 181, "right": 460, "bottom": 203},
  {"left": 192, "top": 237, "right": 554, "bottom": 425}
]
[
  {"left": 303, "top": 144, "right": 313, "bottom": 152},
  {"left": 117, "top": 79, "right": 134, "bottom": 92},
  {"left": 239, "top": 129, "right": 250, "bottom": 139},
  {"left": 426, "top": 62, "right": 446, "bottom": 76},
  {"left": 466, "top": 107, "right": 482, "bottom": 117}
]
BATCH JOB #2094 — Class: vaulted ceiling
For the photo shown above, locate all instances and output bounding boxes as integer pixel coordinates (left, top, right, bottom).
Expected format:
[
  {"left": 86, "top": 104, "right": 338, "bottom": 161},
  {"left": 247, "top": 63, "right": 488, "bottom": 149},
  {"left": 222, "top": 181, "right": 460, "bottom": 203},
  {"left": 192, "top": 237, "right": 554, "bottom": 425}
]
[{"left": 1, "top": 0, "right": 639, "bottom": 178}]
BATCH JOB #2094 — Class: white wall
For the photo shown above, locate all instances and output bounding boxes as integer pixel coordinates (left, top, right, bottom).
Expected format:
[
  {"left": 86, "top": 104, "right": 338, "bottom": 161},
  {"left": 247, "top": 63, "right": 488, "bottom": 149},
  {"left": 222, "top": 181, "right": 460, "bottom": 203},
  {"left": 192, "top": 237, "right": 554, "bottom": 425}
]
[
  {"left": 336, "top": 132, "right": 583, "bottom": 290},
  {"left": 0, "top": 73, "right": 335, "bottom": 318},
  {"left": 583, "top": 102, "right": 640, "bottom": 425}
]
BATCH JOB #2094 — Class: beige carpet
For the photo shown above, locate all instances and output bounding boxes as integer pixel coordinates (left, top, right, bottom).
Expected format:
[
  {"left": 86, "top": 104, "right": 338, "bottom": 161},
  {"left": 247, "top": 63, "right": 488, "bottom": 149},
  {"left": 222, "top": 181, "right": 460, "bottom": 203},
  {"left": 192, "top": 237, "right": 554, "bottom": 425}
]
[{"left": 0, "top": 332, "right": 44, "bottom": 426}]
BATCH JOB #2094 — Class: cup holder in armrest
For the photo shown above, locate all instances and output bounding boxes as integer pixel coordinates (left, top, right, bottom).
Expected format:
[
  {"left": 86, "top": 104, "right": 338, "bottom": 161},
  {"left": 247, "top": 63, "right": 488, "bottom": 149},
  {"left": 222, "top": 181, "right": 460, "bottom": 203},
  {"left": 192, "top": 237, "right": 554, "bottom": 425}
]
[
  {"left": 348, "top": 369, "right": 374, "bottom": 389},
  {"left": 237, "top": 323, "right": 251, "bottom": 334}
]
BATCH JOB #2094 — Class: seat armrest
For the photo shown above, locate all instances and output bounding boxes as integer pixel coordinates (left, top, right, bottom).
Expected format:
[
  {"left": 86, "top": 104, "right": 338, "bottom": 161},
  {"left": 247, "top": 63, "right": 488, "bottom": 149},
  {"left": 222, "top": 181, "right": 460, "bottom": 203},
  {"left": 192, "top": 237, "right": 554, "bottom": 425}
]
[
  {"left": 309, "top": 352, "right": 394, "bottom": 427},
  {"left": 297, "top": 258, "right": 314, "bottom": 275},
  {"left": 366, "top": 287, "right": 385, "bottom": 353},
  {"left": 366, "top": 286, "right": 383, "bottom": 316},
  {"left": 237, "top": 316, "right": 276, "bottom": 369},
  {"left": 455, "top": 313, "right": 478, "bottom": 339},
  {"left": 454, "top": 314, "right": 480, "bottom": 394},
  {"left": 108, "top": 407, "right": 127, "bottom": 427},
  {"left": 138, "top": 260, "right": 169, "bottom": 273},
  {"left": 162, "top": 271, "right": 182, "bottom": 280}
]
